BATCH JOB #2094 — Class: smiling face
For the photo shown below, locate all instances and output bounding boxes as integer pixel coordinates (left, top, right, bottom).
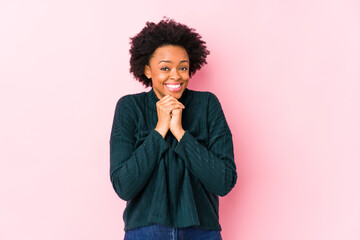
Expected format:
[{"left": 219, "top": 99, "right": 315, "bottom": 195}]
[{"left": 144, "top": 45, "right": 190, "bottom": 99}]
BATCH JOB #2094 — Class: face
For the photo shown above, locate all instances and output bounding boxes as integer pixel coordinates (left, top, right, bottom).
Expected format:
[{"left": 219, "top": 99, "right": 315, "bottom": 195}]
[{"left": 144, "top": 45, "right": 190, "bottom": 99}]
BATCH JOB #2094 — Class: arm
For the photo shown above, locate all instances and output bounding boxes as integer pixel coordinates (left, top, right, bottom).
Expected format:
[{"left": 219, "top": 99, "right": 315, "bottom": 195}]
[
  {"left": 174, "top": 93, "right": 237, "bottom": 196},
  {"left": 110, "top": 96, "right": 169, "bottom": 201}
]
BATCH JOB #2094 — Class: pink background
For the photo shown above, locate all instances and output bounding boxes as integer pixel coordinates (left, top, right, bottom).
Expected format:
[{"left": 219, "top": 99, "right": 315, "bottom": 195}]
[{"left": 1, "top": 0, "right": 359, "bottom": 239}]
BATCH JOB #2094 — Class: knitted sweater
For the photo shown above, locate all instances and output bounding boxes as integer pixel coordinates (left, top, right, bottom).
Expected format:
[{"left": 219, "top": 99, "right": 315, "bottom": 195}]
[{"left": 109, "top": 88, "right": 237, "bottom": 231}]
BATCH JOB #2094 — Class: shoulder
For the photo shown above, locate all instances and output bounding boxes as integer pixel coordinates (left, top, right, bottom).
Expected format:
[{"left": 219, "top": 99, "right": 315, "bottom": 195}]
[
  {"left": 114, "top": 91, "right": 147, "bottom": 110},
  {"left": 189, "top": 89, "right": 227, "bottom": 120},
  {"left": 116, "top": 91, "right": 147, "bottom": 106},
  {"left": 112, "top": 91, "right": 149, "bottom": 121},
  {"left": 187, "top": 89, "right": 218, "bottom": 100},
  {"left": 187, "top": 89, "right": 215, "bottom": 97},
  {"left": 187, "top": 89, "right": 222, "bottom": 107}
]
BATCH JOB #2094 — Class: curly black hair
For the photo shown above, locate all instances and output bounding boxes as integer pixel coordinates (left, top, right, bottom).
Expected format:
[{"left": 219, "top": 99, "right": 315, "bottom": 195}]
[{"left": 129, "top": 18, "right": 210, "bottom": 87}]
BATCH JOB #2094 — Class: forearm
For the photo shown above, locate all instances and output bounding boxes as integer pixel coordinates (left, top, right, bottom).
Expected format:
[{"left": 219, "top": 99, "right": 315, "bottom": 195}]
[
  {"left": 110, "top": 130, "right": 169, "bottom": 201},
  {"left": 174, "top": 131, "right": 237, "bottom": 196}
]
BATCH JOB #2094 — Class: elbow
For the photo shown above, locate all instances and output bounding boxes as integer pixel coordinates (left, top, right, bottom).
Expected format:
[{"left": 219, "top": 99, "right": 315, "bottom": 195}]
[
  {"left": 114, "top": 188, "right": 133, "bottom": 201},
  {"left": 218, "top": 171, "right": 237, "bottom": 197},
  {"left": 110, "top": 175, "right": 134, "bottom": 201}
]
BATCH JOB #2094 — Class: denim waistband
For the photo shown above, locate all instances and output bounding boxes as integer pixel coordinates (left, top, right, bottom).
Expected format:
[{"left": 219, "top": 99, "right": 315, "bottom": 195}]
[{"left": 124, "top": 224, "right": 222, "bottom": 240}]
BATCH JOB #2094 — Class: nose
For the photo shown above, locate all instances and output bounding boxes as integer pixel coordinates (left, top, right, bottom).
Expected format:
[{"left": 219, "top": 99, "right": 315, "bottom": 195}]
[{"left": 169, "top": 68, "right": 181, "bottom": 80}]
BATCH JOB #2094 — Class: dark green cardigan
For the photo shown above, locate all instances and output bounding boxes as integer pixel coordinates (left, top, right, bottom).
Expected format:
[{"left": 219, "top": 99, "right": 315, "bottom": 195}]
[{"left": 110, "top": 88, "right": 237, "bottom": 231}]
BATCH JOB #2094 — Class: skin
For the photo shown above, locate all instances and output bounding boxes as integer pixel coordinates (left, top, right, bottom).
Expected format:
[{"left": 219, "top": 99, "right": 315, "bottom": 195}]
[{"left": 144, "top": 45, "right": 189, "bottom": 141}]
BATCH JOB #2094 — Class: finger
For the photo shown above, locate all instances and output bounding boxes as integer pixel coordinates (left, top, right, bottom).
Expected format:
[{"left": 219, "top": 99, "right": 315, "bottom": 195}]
[
  {"left": 158, "top": 97, "right": 185, "bottom": 109},
  {"left": 157, "top": 96, "right": 175, "bottom": 106},
  {"left": 158, "top": 95, "right": 173, "bottom": 102},
  {"left": 163, "top": 103, "right": 184, "bottom": 113},
  {"left": 171, "top": 108, "right": 182, "bottom": 116}
]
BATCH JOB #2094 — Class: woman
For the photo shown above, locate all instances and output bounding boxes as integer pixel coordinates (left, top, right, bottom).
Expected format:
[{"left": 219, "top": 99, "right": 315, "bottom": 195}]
[{"left": 110, "top": 18, "right": 237, "bottom": 240}]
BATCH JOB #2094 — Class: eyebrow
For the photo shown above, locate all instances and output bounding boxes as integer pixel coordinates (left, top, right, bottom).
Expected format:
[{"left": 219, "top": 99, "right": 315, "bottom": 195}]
[{"left": 158, "top": 60, "right": 189, "bottom": 64}]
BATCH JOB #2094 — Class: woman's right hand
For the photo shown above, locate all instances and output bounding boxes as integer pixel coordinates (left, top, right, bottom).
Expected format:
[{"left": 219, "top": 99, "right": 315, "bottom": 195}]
[{"left": 154, "top": 95, "right": 185, "bottom": 138}]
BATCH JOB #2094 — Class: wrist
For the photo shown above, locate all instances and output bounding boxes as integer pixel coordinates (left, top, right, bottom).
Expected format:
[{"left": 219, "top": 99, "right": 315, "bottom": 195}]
[
  {"left": 155, "top": 126, "right": 168, "bottom": 138},
  {"left": 173, "top": 129, "right": 185, "bottom": 142}
]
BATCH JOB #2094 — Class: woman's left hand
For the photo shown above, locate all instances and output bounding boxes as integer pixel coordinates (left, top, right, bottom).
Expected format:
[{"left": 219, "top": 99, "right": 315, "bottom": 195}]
[{"left": 170, "top": 107, "right": 185, "bottom": 141}]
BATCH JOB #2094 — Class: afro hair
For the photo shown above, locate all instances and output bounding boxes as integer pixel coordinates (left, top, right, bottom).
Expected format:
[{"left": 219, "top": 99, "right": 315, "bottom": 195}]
[{"left": 129, "top": 18, "right": 210, "bottom": 87}]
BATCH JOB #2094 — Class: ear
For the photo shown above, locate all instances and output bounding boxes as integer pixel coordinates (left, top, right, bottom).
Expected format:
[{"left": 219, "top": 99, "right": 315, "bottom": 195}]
[{"left": 144, "top": 65, "right": 151, "bottom": 79}]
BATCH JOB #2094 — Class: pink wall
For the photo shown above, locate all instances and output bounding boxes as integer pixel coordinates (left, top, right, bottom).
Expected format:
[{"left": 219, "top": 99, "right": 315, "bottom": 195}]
[{"left": 1, "top": 0, "right": 359, "bottom": 239}]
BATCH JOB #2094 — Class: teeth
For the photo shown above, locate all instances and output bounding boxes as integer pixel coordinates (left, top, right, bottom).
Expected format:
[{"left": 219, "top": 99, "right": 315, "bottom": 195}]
[{"left": 166, "top": 84, "right": 181, "bottom": 89}]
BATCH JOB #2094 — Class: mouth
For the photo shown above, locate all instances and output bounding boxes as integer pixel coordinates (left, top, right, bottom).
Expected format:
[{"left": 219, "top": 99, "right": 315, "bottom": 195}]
[{"left": 164, "top": 83, "right": 183, "bottom": 92}]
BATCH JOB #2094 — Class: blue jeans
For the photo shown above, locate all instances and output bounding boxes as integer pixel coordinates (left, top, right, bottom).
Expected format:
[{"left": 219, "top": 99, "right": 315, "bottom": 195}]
[{"left": 124, "top": 224, "right": 222, "bottom": 240}]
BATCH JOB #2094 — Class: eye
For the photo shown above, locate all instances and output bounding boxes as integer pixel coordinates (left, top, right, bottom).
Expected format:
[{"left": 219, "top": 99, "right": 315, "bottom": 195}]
[
  {"left": 160, "top": 67, "right": 170, "bottom": 71},
  {"left": 179, "top": 66, "right": 188, "bottom": 71}
]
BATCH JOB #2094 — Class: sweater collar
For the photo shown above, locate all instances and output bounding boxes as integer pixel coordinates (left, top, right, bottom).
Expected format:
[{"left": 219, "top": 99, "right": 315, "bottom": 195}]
[{"left": 147, "top": 88, "right": 191, "bottom": 110}]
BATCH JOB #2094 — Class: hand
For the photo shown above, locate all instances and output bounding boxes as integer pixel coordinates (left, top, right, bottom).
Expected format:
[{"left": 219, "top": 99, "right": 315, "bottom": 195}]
[
  {"left": 154, "top": 95, "right": 185, "bottom": 139},
  {"left": 170, "top": 108, "right": 185, "bottom": 141}
]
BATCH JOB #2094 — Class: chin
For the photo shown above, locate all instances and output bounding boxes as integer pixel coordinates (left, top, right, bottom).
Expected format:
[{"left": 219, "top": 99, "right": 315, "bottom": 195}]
[{"left": 168, "top": 90, "right": 184, "bottom": 99}]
